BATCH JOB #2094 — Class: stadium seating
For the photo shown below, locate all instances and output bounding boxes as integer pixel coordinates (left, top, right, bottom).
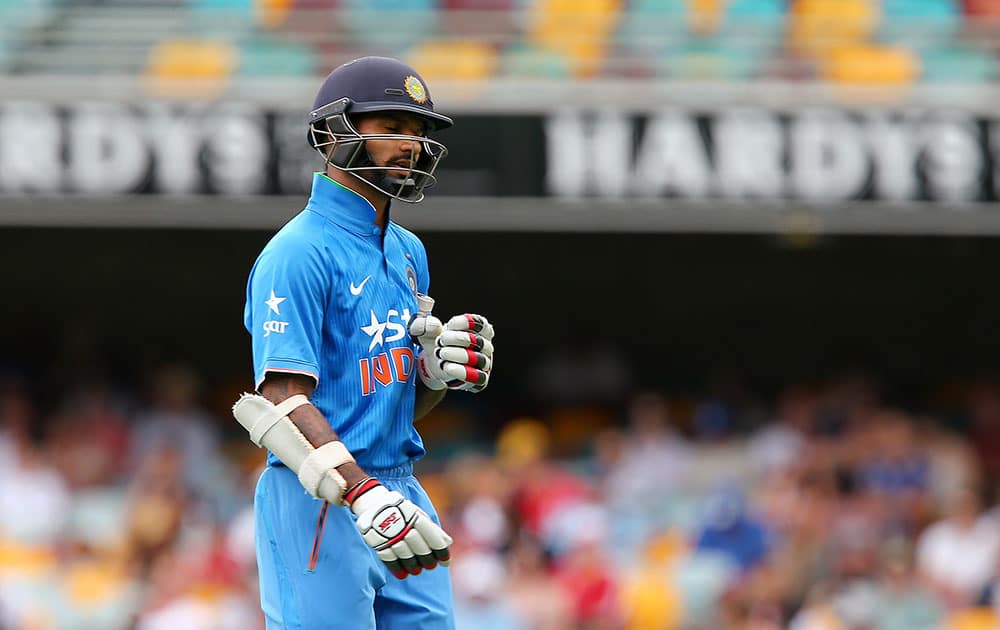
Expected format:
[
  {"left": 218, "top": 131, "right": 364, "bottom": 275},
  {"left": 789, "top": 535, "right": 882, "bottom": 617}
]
[
  {"left": 921, "top": 44, "right": 998, "bottom": 81},
  {"left": 406, "top": 39, "right": 497, "bottom": 79},
  {"left": 615, "top": 0, "right": 688, "bottom": 58},
  {"left": 239, "top": 37, "right": 315, "bottom": 75},
  {"left": 499, "top": 43, "right": 572, "bottom": 78},
  {"left": 0, "top": 0, "right": 50, "bottom": 70},
  {"left": 880, "top": 0, "right": 961, "bottom": 45},
  {"left": 661, "top": 41, "right": 768, "bottom": 80},
  {"left": 823, "top": 43, "right": 921, "bottom": 84},
  {"left": 790, "top": 0, "right": 880, "bottom": 56},
  {"left": 341, "top": 0, "right": 438, "bottom": 51},
  {"left": 146, "top": 39, "right": 238, "bottom": 80},
  {"left": 527, "top": 0, "right": 622, "bottom": 77},
  {"left": 964, "top": 0, "right": 1000, "bottom": 16},
  {"left": 1, "top": 0, "right": 999, "bottom": 83}
]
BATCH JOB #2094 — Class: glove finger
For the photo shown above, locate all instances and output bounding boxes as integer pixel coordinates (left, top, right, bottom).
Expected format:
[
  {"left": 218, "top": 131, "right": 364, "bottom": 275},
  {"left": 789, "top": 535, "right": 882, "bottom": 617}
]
[
  {"left": 375, "top": 546, "right": 400, "bottom": 563},
  {"left": 404, "top": 530, "right": 439, "bottom": 570},
  {"left": 374, "top": 546, "right": 408, "bottom": 579},
  {"left": 436, "top": 347, "right": 492, "bottom": 371},
  {"left": 390, "top": 540, "right": 423, "bottom": 576},
  {"left": 439, "top": 363, "right": 489, "bottom": 389},
  {"left": 407, "top": 314, "right": 443, "bottom": 343},
  {"left": 412, "top": 515, "right": 454, "bottom": 551},
  {"left": 412, "top": 518, "right": 452, "bottom": 564},
  {"left": 437, "top": 331, "right": 494, "bottom": 356},
  {"left": 384, "top": 560, "right": 409, "bottom": 580},
  {"left": 458, "top": 376, "right": 490, "bottom": 393},
  {"left": 445, "top": 314, "right": 495, "bottom": 340},
  {"left": 431, "top": 546, "right": 451, "bottom": 565}
]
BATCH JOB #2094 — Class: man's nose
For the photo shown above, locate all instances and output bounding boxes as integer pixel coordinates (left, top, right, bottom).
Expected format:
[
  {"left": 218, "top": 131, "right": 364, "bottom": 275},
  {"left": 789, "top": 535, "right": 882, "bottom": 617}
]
[{"left": 399, "top": 137, "right": 421, "bottom": 158}]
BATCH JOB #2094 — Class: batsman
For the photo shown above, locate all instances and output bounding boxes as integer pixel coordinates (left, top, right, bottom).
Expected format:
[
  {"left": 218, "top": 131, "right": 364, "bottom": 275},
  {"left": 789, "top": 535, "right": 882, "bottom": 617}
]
[{"left": 233, "top": 56, "right": 495, "bottom": 629}]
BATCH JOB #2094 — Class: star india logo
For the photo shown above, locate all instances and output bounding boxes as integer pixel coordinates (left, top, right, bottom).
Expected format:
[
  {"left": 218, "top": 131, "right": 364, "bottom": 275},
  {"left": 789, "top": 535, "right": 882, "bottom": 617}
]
[
  {"left": 360, "top": 308, "right": 411, "bottom": 351},
  {"left": 358, "top": 308, "right": 416, "bottom": 396},
  {"left": 263, "top": 290, "right": 290, "bottom": 337}
]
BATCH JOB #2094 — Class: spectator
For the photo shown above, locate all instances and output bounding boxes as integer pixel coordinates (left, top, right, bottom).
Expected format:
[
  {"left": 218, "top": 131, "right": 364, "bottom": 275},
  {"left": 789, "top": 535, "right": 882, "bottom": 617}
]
[
  {"left": 505, "top": 538, "right": 573, "bottom": 630},
  {"left": 872, "top": 537, "right": 945, "bottom": 630},
  {"left": 917, "top": 485, "right": 1000, "bottom": 607},
  {"left": 694, "top": 484, "right": 772, "bottom": 573},
  {"left": 453, "top": 549, "right": 525, "bottom": 630},
  {"left": 131, "top": 364, "right": 234, "bottom": 513}
]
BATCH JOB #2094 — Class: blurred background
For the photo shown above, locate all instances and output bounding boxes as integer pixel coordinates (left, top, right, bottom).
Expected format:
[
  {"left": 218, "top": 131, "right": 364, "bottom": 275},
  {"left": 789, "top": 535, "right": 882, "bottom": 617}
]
[{"left": 3, "top": 0, "right": 1000, "bottom": 628}]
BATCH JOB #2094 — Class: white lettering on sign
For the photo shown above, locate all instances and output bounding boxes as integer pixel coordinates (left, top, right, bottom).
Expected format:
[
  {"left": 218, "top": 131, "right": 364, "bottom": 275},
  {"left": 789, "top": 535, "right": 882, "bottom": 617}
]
[
  {"left": 545, "top": 109, "right": 630, "bottom": 198},
  {"left": 714, "top": 108, "right": 784, "bottom": 199},
  {"left": 148, "top": 104, "right": 204, "bottom": 194},
  {"left": 0, "top": 103, "right": 992, "bottom": 204},
  {"left": 922, "top": 112, "right": 982, "bottom": 203},
  {"left": 544, "top": 108, "right": 990, "bottom": 203},
  {"left": 0, "top": 102, "right": 62, "bottom": 193},
  {"left": 0, "top": 102, "right": 270, "bottom": 196},
  {"left": 204, "top": 103, "right": 268, "bottom": 195},
  {"left": 67, "top": 103, "right": 147, "bottom": 194},
  {"left": 633, "top": 111, "right": 710, "bottom": 198},
  {"left": 864, "top": 112, "right": 920, "bottom": 202},
  {"left": 790, "top": 109, "right": 868, "bottom": 202},
  {"left": 991, "top": 120, "right": 1000, "bottom": 200}
]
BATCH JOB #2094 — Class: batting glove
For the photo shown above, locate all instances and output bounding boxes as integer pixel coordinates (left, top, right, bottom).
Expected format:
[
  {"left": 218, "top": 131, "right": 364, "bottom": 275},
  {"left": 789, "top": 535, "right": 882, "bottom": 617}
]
[
  {"left": 410, "top": 313, "right": 494, "bottom": 393},
  {"left": 345, "top": 478, "right": 453, "bottom": 580}
]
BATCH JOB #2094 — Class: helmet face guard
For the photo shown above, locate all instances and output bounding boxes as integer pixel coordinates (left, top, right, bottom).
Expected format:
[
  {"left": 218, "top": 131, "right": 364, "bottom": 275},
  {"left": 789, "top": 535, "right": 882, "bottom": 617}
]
[{"left": 309, "top": 98, "right": 447, "bottom": 204}]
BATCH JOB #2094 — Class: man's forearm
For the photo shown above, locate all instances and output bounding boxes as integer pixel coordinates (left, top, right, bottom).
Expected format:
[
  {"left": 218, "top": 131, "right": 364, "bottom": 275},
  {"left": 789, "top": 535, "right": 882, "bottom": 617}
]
[
  {"left": 414, "top": 383, "right": 446, "bottom": 420},
  {"left": 261, "top": 374, "right": 369, "bottom": 489}
]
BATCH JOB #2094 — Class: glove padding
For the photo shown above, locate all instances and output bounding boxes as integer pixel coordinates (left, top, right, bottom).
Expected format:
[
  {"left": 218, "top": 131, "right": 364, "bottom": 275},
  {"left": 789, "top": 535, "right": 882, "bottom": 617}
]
[
  {"left": 410, "top": 313, "right": 495, "bottom": 393},
  {"left": 348, "top": 480, "right": 453, "bottom": 579}
]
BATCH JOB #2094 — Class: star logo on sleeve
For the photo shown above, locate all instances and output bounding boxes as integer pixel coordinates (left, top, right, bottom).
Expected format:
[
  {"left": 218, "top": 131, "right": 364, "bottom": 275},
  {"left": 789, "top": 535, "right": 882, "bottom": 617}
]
[
  {"left": 361, "top": 310, "right": 388, "bottom": 351},
  {"left": 265, "top": 290, "right": 286, "bottom": 315}
]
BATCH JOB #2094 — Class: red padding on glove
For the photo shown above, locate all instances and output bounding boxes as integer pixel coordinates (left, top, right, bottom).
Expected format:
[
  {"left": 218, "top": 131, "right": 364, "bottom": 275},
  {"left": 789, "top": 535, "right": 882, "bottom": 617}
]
[
  {"left": 345, "top": 478, "right": 380, "bottom": 506},
  {"left": 380, "top": 522, "right": 416, "bottom": 549},
  {"left": 464, "top": 366, "right": 482, "bottom": 384}
]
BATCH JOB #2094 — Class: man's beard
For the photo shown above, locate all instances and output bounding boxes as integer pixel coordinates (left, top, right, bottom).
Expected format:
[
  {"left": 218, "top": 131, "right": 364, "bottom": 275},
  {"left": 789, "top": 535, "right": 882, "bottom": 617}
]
[
  {"left": 360, "top": 156, "right": 416, "bottom": 193},
  {"left": 357, "top": 168, "right": 412, "bottom": 192}
]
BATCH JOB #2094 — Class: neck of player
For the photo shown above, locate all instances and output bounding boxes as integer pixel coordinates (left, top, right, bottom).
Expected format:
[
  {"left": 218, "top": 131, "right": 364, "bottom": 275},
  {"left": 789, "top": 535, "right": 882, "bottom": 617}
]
[{"left": 326, "top": 166, "right": 390, "bottom": 231}]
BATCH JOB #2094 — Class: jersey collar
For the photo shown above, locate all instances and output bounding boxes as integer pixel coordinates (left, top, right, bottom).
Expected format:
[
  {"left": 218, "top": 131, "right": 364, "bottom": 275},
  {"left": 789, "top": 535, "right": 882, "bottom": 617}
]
[{"left": 306, "top": 172, "right": 386, "bottom": 236}]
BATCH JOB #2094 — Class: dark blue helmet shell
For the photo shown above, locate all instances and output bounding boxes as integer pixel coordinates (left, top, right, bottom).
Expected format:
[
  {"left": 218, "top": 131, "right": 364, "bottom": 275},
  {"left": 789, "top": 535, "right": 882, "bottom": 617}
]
[{"left": 310, "top": 56, "right": 452, "bottom": 131}]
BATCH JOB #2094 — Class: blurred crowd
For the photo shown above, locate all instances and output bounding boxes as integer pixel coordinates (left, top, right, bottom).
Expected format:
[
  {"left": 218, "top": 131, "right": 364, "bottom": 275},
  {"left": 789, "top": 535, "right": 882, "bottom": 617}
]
[{"left": 4, "top": 366, "right": 1000, "bottom": 629}]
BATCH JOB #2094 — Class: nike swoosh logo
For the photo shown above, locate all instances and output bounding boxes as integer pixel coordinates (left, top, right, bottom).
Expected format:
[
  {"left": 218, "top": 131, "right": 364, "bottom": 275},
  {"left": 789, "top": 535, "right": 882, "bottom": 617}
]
[{"left": 349, "top": 275, "right": 371, "bottom": 296}]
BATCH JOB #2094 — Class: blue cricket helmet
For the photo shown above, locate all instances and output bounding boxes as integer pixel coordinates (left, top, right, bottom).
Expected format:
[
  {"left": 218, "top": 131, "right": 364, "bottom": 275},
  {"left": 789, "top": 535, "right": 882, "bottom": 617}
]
[
  {"left": 311, "top": 56, "right": 453, "bottom": 131},
  {"left": 307, "top": 57, "right": 452, "bottom": 203}
]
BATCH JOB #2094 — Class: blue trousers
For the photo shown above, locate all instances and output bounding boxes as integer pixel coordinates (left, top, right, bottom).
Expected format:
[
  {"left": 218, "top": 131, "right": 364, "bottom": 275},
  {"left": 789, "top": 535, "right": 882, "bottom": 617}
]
[{"left": 254, "top": 464, "right": 455, "bottom": 629}]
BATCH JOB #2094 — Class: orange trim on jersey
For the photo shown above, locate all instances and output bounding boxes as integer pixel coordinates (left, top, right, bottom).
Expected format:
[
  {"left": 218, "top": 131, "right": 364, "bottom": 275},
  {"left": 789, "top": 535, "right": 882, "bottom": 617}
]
[
  {"left": 255, "top": 367, "right": 320, "bottom": 390},
  {"left": 308, "top": 502, "right": 330, "bottom": 571}
]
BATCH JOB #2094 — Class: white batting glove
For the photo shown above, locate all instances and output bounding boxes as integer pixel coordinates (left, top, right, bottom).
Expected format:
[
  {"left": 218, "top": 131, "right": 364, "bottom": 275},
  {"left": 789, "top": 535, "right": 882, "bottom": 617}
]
[
  {"left": 345, "top": 478, "right": 452, "bottom": 579},
  {"left": 410, "top": 313, "right": 494, "bottom": 393}
]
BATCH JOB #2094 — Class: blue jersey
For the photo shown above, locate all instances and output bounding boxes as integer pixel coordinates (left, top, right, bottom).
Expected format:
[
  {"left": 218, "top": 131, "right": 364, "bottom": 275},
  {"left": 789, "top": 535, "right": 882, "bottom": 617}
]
[{"left": 244, "top": 173, "right": 431, "bottom": 470}]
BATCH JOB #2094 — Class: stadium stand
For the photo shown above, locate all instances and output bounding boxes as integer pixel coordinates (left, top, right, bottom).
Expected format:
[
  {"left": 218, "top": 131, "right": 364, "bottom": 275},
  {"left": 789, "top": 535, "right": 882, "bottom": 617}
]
[{"left": 0, "top": 0, "right": 999, "bottom": 82}]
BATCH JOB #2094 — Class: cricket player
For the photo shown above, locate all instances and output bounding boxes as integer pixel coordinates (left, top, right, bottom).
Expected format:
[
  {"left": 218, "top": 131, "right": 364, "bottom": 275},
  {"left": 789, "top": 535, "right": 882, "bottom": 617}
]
[{"left": 232, "top": 57, "right": 495, "bottom": 629}]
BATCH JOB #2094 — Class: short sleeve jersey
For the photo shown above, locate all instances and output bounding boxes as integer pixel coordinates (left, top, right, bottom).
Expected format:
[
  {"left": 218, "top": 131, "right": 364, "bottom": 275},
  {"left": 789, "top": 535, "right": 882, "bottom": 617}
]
[{"left": 244, "top": 173, "right": 431, "bottom": 470}]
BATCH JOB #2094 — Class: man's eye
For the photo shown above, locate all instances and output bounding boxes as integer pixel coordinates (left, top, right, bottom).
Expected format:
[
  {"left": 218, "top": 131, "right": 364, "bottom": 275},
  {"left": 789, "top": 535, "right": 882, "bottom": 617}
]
[{"left": 385, "top": 127, "right": 398, "bottom": 133}]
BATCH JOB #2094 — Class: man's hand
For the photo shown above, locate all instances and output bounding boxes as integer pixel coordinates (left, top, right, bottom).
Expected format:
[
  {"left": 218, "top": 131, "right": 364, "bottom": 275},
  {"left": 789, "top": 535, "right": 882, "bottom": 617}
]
[
  {"left": 409, "top": 313, "right": 494, "bottom": 393},
  {"left": 345, "top": 478, "right": 452, "bottom": 579}
]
